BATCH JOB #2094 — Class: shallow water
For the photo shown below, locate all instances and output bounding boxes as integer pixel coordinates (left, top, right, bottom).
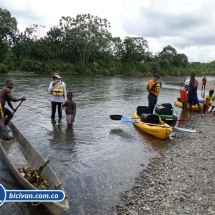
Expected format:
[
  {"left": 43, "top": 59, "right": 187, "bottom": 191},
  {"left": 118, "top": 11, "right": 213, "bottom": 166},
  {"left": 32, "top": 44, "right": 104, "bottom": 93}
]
[{"left": 0, "top": 74, "right": 213, "bottom": 215}]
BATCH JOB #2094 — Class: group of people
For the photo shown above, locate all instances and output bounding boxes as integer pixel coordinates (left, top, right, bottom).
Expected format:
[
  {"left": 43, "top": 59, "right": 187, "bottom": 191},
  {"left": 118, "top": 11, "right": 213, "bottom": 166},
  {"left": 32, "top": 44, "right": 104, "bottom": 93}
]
[
  {"left": 180, "top": 74, "right": 215, "bottom": 114},
  {"left": 0, "top": 73, "right": 76, "bottom": 141},
  {"left": 48, "top": 73, "right": 76, "bottom": 127},
  {"left": 179, "top": 73, "right": 204, "bottom": 115},
  {"left": 147, "top": 73, "right": 213, "bottom": 117}
]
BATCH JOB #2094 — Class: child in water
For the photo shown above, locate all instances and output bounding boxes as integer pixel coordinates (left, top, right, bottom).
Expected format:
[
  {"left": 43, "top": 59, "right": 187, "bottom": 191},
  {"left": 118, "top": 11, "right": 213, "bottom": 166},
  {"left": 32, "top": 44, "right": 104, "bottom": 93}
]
[{"left": 62, "top": 92, "right": 76, "bottom": 127}]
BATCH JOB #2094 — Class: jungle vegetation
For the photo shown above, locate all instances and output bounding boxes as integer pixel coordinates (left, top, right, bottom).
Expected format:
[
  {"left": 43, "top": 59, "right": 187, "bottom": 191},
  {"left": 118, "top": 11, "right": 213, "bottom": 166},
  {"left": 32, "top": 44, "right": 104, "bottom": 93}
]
[{"left": 0, "top": 7, "right": 215, "bottom": 77}]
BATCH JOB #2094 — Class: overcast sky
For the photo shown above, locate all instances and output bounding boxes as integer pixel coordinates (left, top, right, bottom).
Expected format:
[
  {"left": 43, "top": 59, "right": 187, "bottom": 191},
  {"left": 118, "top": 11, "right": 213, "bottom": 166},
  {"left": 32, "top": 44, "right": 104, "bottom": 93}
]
[{"left": 1, "top": 0, "right": 215, "bottom": 63}]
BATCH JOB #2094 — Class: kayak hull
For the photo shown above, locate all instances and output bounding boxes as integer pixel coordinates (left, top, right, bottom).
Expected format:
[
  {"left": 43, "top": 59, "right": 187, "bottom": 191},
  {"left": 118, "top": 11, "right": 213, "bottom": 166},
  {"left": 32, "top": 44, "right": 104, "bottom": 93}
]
[
  {"left": 174, "top": 98, "right": 209, "bottom": 111},
  {"left": 132, "top": 112, "right": 173, "bottom": 139},
  {"left": 154, "top": 107, "right": 178, "bottom": 121},
  {"left": 0, "top": 122, "right": 69, "bottom": 215}
]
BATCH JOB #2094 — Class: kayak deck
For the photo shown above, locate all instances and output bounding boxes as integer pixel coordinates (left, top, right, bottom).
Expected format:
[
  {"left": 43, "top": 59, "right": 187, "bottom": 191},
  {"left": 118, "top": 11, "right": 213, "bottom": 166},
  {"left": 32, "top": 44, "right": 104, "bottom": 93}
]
[{"left": 132, "top": 112, "right": 173, "bottom": 139}]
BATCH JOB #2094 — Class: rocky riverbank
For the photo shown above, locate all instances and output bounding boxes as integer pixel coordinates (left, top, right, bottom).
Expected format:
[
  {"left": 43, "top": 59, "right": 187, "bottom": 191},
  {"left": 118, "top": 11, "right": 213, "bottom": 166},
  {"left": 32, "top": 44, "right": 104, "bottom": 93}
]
[{"left": 114, "top": 113, "right": 215, "bottom": 214}]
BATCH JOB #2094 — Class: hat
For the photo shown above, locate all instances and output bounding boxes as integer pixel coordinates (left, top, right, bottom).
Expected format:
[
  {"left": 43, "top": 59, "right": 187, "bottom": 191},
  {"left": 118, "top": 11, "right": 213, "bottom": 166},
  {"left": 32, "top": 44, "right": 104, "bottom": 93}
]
[{"left": 53, "top": 73, "right": 61, "bottom": 79}]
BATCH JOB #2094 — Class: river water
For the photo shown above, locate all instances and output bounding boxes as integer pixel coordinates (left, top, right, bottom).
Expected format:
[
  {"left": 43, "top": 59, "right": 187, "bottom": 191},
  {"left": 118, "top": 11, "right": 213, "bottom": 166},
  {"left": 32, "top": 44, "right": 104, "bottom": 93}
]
[{"left": 0, "top": 75, "right": 214, "bottom": 215}]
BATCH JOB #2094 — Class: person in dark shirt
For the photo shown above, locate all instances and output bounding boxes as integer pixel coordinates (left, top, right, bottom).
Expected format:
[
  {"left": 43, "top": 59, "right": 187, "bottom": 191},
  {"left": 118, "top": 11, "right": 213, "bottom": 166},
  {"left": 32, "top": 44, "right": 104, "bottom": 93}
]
[{"left": 187, "top": 73, "right": 203, "bottom": 117}]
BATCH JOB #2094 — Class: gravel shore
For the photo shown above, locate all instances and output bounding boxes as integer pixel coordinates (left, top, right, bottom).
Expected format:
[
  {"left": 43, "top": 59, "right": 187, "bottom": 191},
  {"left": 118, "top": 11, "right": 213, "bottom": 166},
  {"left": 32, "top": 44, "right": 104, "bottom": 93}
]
[{"left": 114, "top": 113, "right": 215, "bottom": 215}]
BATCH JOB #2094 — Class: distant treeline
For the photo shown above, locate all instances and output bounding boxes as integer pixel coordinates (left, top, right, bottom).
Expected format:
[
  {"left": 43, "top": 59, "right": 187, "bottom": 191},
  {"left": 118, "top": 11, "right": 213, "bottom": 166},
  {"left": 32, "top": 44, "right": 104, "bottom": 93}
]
[{"left": 1, "top": 8, "right": 215, "bottom": 76}]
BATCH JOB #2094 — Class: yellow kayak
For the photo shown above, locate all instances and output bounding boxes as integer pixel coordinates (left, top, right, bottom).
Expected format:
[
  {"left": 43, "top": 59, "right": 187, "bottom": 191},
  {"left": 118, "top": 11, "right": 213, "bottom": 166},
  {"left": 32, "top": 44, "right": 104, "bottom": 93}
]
[
  {"left": 174, "top": 98, "right": 208, "bottom": 111},
  {"left": 132, "top": 112, "right": 173, "bottom": 139}
]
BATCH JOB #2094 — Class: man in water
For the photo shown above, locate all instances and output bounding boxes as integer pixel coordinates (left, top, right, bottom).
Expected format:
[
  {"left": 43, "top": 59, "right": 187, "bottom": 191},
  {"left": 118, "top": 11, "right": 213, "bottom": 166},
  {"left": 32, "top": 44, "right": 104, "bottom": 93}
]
[{"left": 0, "top": 80, "right": 26, "bottom": 140}]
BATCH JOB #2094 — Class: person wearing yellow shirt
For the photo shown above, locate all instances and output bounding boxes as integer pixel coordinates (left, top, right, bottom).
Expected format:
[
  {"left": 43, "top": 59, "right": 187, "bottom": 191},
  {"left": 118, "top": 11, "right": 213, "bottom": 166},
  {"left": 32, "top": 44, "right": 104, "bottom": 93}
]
[
  {"left": 146, "top": 74, "right": 162, "bottom": 114},
  {"left": 203, "top": 90, "right": 214, "bottom": 113}
]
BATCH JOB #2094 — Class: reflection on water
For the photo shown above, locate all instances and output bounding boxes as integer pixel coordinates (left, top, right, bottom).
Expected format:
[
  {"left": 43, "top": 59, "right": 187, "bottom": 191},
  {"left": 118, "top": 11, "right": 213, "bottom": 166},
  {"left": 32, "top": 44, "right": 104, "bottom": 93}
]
[{"left": 0, "top": 75, "right": 207, "bottom": 214}]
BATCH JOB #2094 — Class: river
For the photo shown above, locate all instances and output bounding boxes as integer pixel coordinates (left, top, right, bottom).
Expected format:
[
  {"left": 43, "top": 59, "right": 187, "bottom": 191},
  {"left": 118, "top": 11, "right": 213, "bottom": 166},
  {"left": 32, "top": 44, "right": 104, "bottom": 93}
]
[{"left": 0, "top": 74, "right": 214, "bottom": 215}]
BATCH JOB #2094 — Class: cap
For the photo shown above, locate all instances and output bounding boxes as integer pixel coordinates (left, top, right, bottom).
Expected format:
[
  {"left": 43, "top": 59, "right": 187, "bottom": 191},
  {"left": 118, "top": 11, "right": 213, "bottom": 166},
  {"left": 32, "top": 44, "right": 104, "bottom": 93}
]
[{"left": 53, "top": 73, "right": 61, "bottom": 79}]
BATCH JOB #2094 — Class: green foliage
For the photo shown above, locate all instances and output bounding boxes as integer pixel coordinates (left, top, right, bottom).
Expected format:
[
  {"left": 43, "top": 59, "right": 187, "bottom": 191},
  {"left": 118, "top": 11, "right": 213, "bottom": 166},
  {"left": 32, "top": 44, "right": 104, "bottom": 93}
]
[
  {"left": 1, "top": 7, "right": 215, "bottom": 77},
  {"left": 0, "top": 8, "right": 18, "bottom": 43},
  {"left": 2, "top": 51, "right": 16, "bottom": 70},
  {"left": 0, "top": 63, "right": 8, "bottom": 74},
  {"left": 0, "top": 41, "right": 9, "bottom": 62},
  {"left": 59, "top": 14, "right": 113, "bottom": 66},
  {"left": 121, "top": 37, "right": 148, "bottom": 64}
]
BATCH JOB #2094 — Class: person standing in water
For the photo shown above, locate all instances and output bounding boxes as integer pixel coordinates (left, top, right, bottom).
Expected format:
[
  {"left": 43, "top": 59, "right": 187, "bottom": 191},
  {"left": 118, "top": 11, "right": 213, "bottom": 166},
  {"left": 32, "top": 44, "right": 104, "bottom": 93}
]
[
  {"left": 0, "top": 80, "right": 26, "bottom": 140},
  {"left": 48, "top": 73, "right": 67, "bottom": 119},
  {"left": 62, "top": 92, "right": 76, "bottom": 127}
]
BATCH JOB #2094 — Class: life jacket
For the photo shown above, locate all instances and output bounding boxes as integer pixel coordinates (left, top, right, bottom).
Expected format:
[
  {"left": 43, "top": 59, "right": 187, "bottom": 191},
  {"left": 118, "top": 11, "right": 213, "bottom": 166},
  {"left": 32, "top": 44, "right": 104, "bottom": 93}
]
[
  {"left": 52, "top": 81, "right": 64, "bottom": 96},
  {"left": 180, "top": 81, "right": 185, "bottom": 87},
  {"left": 147, "top": 82, "right": 162, "bottom": 93}
]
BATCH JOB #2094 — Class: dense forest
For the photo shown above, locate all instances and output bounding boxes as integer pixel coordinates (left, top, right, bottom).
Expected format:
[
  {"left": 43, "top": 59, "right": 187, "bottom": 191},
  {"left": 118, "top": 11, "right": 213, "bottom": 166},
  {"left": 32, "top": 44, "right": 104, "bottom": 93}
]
[{"left": 1, "top": 7, "right": 215, "bottom": 76}]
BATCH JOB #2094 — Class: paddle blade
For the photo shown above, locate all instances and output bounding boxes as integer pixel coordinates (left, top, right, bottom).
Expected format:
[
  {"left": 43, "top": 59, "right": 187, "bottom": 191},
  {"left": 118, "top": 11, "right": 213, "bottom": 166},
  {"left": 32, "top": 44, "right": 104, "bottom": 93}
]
[
  {"left": 174, "top": 126, "right": 196, "bottom": 133},
  {"left": 120, "top": 117, "right": 136, "bottom": 124},
  {"left": 110, "top": 115, "right": 123, "bottom": 120}
]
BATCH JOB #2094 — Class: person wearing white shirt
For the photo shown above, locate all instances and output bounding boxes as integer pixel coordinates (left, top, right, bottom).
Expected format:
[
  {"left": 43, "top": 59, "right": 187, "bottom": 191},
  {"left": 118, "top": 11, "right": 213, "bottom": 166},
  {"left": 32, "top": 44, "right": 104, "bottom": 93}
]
[{"left": 48, "top": 73, "right": 67, "bottom": 119}]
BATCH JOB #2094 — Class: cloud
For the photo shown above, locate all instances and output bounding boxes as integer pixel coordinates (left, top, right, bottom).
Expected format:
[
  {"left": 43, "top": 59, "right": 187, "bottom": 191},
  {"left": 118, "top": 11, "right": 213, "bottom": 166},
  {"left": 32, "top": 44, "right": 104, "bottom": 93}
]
[
  {"left": 1, "top": 0, "right": 215, "bottom": 62},
  {"left": 121, "top": 0, "right": 215, "bottom": 62}
]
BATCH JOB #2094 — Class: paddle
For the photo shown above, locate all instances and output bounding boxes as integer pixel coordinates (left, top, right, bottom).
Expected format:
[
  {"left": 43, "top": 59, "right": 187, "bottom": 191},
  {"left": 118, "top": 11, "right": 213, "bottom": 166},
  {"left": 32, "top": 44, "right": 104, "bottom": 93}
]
[
  {"left": 3, "top": 100, "right": 24, "bottom": 126},
  {"left": 13, "top": 100, "right": 24, "bottom": 113},
  {"left": 110, "top": 115, "right": 196, "bottom": 132},
  {"left": 165, "top": 118, "right": 188, "bottom": 121},
  {"left": 120, "top": 116, "right": 171, "bottom": 128}
]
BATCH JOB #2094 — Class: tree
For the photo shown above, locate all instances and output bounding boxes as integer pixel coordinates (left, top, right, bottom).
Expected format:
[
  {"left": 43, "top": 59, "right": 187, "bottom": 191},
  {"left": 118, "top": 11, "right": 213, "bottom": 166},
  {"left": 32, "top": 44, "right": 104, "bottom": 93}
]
[
  {"left": 59, "top": 14, "right": 113, "bottom": 66},
  {"left": 0, "top": 8, "right": 18, "bottom": 62},
  {"left": 158, "top": 45, "right": 177, "bottom": 66},
  {"left": 121, "top": 36, "right": 149, "bottom": 64},
  {"left": 173, "top": 53, "right": 188, "bottom": 68},
  {"left": 0, "top": 8, "right": 18, "bottom": 42}
]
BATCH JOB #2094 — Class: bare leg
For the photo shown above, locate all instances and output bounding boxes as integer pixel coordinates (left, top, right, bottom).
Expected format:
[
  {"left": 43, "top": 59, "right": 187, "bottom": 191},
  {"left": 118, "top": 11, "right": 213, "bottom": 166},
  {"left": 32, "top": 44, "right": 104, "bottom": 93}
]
[
  {"left": 182, "top": 102, "right": 184, "bottom": 110},
  {"left": 4, "top": 113, "right": 14, "bottom": 125},
  {"left": 197, "top": 103, "right": 203, "bottom": 116},
  {"left": 0, "top": 119, "right": 4, "bottom": 127},
  {"left": 189, "top": 103, "right": 192, "bottom": 119}
]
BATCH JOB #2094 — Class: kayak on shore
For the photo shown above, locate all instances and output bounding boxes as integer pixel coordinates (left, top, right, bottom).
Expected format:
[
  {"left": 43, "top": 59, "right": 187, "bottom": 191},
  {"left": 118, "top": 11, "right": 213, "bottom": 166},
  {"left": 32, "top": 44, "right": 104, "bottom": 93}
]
[
  {"left": 131, "top": 111, "right": 173, "bottom": 140},
  {"left": 154, "top": 103, "right": 178, "bottom": 121},
  {"left": 174, "top": 97, "right": 209, "bottom": 111}
]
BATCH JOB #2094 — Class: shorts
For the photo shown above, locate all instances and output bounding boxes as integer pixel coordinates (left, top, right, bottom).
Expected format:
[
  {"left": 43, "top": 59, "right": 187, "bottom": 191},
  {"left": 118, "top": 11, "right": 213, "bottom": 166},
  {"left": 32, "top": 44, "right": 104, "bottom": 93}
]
[
  {"left": 66, "top": 114, "right": 74, "bottom": 124},
  {"left": 188, "top": 94, "right": 199, "bottom": 105},
  {"left": 180, "top": 89, "right": 188, "bottom": 103},
  {"left": 4, "top": 107, "right": 12, "bottom": 116}
]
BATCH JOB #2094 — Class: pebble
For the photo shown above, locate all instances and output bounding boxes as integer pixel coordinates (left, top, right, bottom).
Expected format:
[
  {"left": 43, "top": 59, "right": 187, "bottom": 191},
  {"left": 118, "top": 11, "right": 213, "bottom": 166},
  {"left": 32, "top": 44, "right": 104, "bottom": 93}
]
[{"left": 113, "top": 114, "right": 215, "bottom": 214}]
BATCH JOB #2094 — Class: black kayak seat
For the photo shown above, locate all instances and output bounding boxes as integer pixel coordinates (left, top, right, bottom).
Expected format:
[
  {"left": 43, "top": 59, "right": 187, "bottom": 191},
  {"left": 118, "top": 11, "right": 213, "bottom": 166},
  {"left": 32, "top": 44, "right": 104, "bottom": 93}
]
[
  {"left": 160, "top": 103, "right": 173, "bottom": 109},
  {"left": 141, "top": 114, "right": 160, "bottom": 124},
  {"left": 137, "top": 106, "right": 149, "bottom": 117},
  {"left": 159, "top": 108, "right": 172, "bottom": 115}
]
